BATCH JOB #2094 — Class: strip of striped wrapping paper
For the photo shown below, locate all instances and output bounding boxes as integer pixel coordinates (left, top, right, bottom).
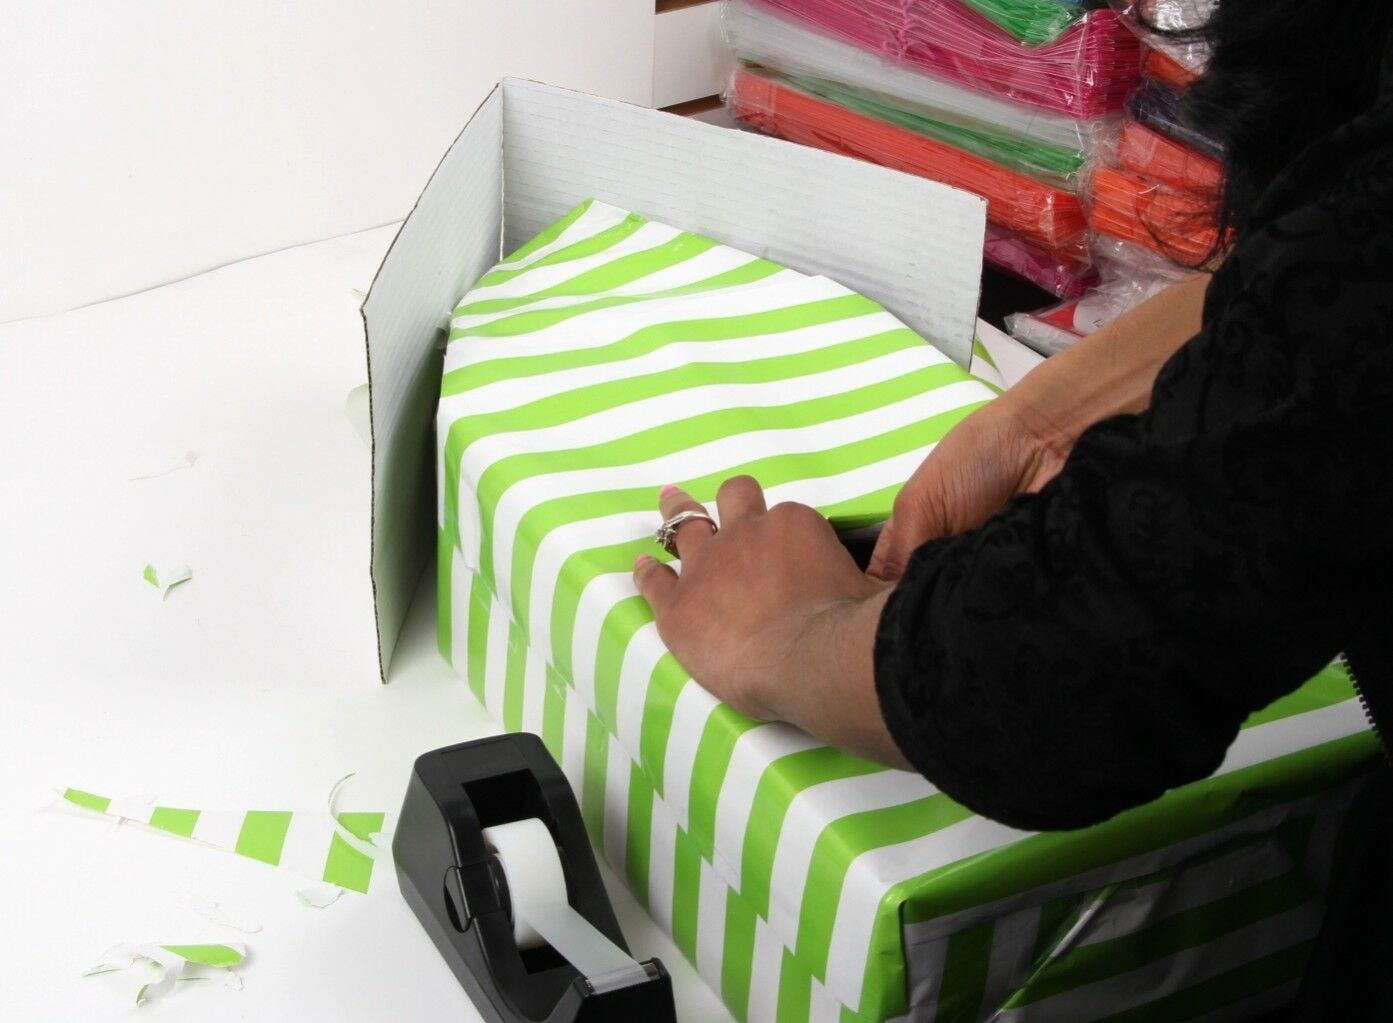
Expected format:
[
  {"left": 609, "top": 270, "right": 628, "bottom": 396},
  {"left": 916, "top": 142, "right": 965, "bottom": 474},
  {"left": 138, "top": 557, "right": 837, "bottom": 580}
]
[
  {"left": 434, "top": 196, "right": 997, "bottom": 562},
  {"left": 444, "top": 562, "right": 1375, "bottom": 1022},
  {"left": 728, "top": 70, "right": 1088, "bottom": 253},
  {"left": 60, "top": 789, "right": 394, "bottom": 895},
  {"left": 434, "top": 198, "right": 1381, "bottom": 1019}
]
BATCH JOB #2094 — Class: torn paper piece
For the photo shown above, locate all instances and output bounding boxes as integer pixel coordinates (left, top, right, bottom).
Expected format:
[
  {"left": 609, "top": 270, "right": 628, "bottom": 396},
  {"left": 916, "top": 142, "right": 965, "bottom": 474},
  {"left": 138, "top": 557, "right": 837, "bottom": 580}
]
[
  {"left": 142, "top": 564, "right": 192, "bottom": 599},
  {"left": 59, "top": 787, "right": 396, "bottom": 895},
  {"left": 83, "top": 942, "right": 246, "bottom": 1006},
  {"left": 344, "top": 384, "right": 371, "bottom": 447},
  {"left": 53, "top": 788, "right": 159, "bottom": 832},
  {"left": 129, "top": 451, "right": 200, "bottom": 482},
  {"left": 327, "top": 774, "right": 383, "bottom": 862},
  {"left": 106, "top": 795, "right": 160, "bottom": 837},
  {"left": 190, "top": 899, "right": 262, "bottom": 934},
  {"left": 296, "top": 881, "right": 345, "bottom": 908}
]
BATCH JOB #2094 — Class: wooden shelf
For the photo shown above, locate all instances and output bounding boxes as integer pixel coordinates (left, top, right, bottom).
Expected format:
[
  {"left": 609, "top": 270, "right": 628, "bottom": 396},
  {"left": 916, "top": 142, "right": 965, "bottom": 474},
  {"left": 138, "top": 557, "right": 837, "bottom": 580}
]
[
  {"left": 656, "top": 0, "right": 716, "bottom": 13},
  {"left": 660, "top": 94, "right": 723, "bottom": 116}
]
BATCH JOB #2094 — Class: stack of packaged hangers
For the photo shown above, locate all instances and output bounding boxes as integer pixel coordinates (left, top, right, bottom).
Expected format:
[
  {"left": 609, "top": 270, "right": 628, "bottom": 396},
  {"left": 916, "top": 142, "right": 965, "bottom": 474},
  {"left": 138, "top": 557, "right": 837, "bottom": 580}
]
[
  {"left": 1006, "top": 1, "right": 1226, "bottom": 354},
  {"left": 723, "top": 0, "right": 1145, "bottom": 300}
]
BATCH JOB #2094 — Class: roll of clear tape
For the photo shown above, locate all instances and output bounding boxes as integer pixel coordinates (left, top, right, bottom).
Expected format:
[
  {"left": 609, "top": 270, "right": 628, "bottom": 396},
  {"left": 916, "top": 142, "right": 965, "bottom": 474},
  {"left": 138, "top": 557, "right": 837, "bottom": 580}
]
[
  {"left": 482, "top": 818, "right": 567, "bottom": 950},
  {"left": 482, "top": 818, "right": 650, "bottom": 993}
]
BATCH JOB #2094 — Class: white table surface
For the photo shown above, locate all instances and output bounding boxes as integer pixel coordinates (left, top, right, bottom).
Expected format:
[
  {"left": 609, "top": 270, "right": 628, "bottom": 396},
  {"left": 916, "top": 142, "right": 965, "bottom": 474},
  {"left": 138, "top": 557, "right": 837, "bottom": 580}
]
[
  {"left": 0, "top": 219, "right": 1041, "bottom": 1022},
  {"left": 0, "top": 225, "right": 734, "bottom": 1022}
]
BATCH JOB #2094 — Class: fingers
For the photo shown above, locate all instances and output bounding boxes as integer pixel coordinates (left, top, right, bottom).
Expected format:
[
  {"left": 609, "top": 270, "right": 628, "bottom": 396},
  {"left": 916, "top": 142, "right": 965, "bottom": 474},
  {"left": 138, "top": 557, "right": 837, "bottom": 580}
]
[
  {"left": 633, "top": 554, "right": 678, "bottom": 616},
  {"left": 716, "top": 475, "right": 766, "bottom": 525},
  {"left": 868, "top": 469, "right": 944, "bottom": 581},
  {"left": 866, "top": 518, "right": 899, "bottom": 581},
  {"left": 659, "top": 484, "right": 717, "bottom": 560}
]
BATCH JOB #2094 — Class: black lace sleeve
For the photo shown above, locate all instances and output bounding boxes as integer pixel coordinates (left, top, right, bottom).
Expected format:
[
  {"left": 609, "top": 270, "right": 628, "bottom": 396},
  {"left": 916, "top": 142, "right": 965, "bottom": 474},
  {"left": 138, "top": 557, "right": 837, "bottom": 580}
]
[{"left": 874, "top": 169, "right": 1393, "bottom": 832}]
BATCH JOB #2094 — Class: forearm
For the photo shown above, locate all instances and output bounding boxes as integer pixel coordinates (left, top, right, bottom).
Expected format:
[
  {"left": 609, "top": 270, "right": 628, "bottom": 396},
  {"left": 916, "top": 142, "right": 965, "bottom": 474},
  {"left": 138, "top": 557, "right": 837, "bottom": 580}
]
[
  {"left": 1004, "top": 273, "right": 1211, "bottom": 455},
  {"left": 760, "top": 587, "right": 910, "bottom": 768}
]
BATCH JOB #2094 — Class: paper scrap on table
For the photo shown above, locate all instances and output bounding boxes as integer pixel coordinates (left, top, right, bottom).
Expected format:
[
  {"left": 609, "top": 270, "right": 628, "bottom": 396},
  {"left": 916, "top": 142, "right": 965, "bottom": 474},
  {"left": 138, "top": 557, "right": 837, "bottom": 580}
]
[
  {"left": 129, "top": 451, "right": 200, "bottom": 482},
  {"left": 59, "top": 787, "right": 395, "bottom": 895},
  {"left": 344, "top": 384, "right": 371, "bottom": 448},
  {"left": 327, "top": 774, "right": 388, "bottom": 861},
  {"left": 296, "top": 881, "right": 345, "bottom": 908},
  {"left": 190, "top": 899, "right": 262, "bottom": 934},
  {"left": 142, "top": 564, "right": 192, "bottom": 599},
  {"left": 83, "top": 942, "right": 245, "bottom": 1006}
]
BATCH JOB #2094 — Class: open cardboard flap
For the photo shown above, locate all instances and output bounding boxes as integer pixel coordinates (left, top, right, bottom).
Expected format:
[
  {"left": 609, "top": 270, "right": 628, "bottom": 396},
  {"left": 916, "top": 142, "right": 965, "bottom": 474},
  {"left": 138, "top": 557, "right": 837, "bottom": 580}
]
[{"left": 363, "top": 78, "right": 986, "bottom": 678}]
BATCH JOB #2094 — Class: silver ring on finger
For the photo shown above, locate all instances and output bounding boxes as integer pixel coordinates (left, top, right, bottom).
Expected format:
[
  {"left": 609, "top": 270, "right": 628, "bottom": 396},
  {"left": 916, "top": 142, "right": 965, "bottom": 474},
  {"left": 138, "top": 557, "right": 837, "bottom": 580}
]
[{"left": 654, "top": 509, "right": 718, "bottom": 558}]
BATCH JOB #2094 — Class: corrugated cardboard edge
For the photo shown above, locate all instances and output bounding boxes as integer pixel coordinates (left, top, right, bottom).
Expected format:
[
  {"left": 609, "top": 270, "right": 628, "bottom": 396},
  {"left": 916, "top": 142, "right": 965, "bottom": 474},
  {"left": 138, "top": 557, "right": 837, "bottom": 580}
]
[{"left": 362, "top": 85, "right": 504, "bottom": 680}]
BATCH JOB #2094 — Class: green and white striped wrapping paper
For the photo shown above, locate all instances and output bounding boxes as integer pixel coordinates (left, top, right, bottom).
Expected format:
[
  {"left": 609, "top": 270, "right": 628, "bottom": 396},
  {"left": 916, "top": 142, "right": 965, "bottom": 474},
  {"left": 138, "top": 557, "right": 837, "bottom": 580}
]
[
  {"left": 445, "top": 563, "right": 1371, "bottom": 1022},
  {"left": 436, "top": 200, "right": 1381, "bottom": 1021},
  {"left": 60, "top": 788, "right": 393, "bottom": 895}
]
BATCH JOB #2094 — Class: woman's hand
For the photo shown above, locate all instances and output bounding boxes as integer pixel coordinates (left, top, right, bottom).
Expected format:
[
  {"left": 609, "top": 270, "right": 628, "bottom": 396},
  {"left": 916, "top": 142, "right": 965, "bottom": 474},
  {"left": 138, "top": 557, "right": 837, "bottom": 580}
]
[
  {"left": 867, "top": 398, "right": 1066, "bottom": 581},
  {"left": 627, "top": 278, "right": 1210, "bottom": 763},
  {"left": 633, "top": 477, "right": 909, "bottom": 766},
  {"left": 870, "top": 274, "right": 1213, "bottom": 580}
]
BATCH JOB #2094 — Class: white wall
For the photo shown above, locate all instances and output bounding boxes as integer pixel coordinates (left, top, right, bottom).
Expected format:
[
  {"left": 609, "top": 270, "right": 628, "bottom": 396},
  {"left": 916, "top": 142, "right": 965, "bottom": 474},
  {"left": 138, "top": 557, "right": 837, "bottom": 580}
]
[{"left": 0, "top": 1, "right": 654, "bottom": 323}]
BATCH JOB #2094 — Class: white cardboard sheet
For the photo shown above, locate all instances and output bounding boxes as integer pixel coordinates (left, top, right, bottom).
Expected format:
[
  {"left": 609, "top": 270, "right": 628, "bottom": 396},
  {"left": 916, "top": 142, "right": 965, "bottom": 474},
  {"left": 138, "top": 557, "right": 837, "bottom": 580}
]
[{"left": 363, "top": 89, "right": 503, "bottom": 674}]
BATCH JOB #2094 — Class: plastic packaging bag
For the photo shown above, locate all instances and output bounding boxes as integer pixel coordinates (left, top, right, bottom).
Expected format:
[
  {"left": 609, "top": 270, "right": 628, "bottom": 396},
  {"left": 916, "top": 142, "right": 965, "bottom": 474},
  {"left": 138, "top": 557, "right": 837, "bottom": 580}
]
[
  {"left": 1006, "top": 238, "right": 1195, "bottom": 357},
  {"left": 729, "top": 68, "right": 1090, "bottom": 250},
  {"left": 961, "top": 0, "right": 1084, "bottom": 47},
  {"left": 1003, "top": 300, "right": 1087, "bottom": 353},
  {"left": 1116, "top": 120, "right": 1221, "bottom": 193},
  {"left": 770, "top": 70, "right": 1087, "bottom": 183},
  {"left": 742, "top": 0, "right": 1143, "bottom": 119},
  {"left": 1126, "top": 78, "right": 1223, "bottom": 159},
  {"left": 1089, "top": 230, "right": 1198, "bottom": 282},
  {"left": 1086, "top": 165, "right": 1219, "bottom": 264},
  {"left": 984, "top": 225, "right": 1099, "bottom": 298},
  {"left": 1004, "top": 270, "right": 1175, "bottom": 353},
  {"left": 1143, "top": 47, "right": 1198, "bottom": 91},
  {"left": 1108, "top": 0, "right": 1213, "bottom": 77},
  {"left": 723, "top": 0, "right": 1114, "bottom": 159}
]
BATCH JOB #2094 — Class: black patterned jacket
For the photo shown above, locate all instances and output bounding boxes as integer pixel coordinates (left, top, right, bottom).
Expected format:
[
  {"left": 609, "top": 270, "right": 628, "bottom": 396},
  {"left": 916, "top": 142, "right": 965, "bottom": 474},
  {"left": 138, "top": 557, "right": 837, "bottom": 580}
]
[{"left": 875, "top": 89, "right": 1393, "bottom": 832}]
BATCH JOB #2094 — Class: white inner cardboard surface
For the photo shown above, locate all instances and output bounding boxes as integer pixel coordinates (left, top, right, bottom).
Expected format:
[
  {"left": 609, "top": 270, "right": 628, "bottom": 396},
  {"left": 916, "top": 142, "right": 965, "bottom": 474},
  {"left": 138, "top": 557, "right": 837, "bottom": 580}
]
[
  {"left": 364, "top": 78, "right": 987, "bottom": 677},
  {"left": 363, "top": 89, "right": 503, "bottom": 674}
]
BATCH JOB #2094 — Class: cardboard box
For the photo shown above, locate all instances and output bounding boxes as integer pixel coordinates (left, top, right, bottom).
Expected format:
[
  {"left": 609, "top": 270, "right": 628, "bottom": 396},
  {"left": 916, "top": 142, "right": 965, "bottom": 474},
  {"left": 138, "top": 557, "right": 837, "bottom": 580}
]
[
  {"left": 364, "top": 78, "right": 988, "bottom": 674},
  {"left": 363, "top": 80, "right": 1381, "bottom": 1022}
]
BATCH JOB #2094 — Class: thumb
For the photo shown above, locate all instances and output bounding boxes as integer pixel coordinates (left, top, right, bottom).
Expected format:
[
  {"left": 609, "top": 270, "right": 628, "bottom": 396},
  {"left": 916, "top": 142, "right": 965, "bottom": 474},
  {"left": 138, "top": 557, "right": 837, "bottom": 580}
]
[
  {"left": 869, "top": 479, "right": 950, "bottom": 581},
  {"left": 867, "top": 517, "right": 900, "bottom": 582}
]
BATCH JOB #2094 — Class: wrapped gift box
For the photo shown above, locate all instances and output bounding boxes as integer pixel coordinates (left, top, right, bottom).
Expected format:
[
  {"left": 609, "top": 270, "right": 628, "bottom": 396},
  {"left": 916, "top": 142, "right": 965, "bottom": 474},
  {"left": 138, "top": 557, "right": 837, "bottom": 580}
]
[
  {"left": 445, "top": 561, "right": 1374, "bottom": 1022},
  {"left": 362, "top": 79, "right": 1380, "bottom": 1022}
]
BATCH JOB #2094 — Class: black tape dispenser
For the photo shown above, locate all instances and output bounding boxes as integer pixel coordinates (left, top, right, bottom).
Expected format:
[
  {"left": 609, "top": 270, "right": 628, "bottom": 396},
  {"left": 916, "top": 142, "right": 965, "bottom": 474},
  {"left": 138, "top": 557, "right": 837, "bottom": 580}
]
[{"left": 394, "top": 733, "right": 677, "bottom": 1023}]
